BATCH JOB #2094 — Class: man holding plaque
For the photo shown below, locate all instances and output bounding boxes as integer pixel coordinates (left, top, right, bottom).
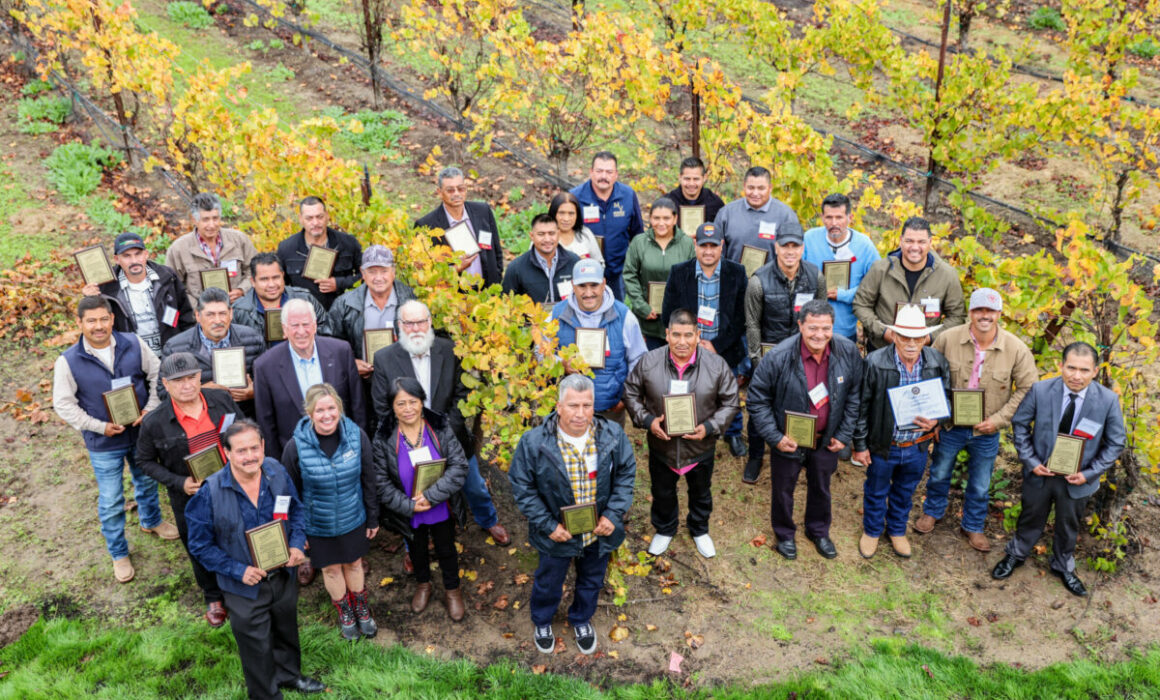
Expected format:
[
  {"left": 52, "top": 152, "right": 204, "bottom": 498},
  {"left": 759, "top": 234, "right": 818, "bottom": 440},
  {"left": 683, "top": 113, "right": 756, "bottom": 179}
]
[
  {"left": 231, "top": 253, "right": 332, "bottom": 341},
  {"left": 84, "top": 231, "right": 195, "bottom": 356},
  {"left": 53, "top": 296, "right": 176, "bottom": 584},
  {"left": 327, "top": 244, "right": 415, "bottom": 402},
  {"left": 162, "top": 288, "right": 265, "bottom": 414},
  {"left": 166, "top": 193, "right": 259, "bottom": 307},
  {"left": 714, "top": 166, "right": 803, "bottom": 267},
  {"left": 371, "top": 300, "right": 512, "bottom": 548},
  {"left": 277, "top": 196, "right": 364, "bottom": 310},
  {"left": 137, "top": 352, "right": 241, "bottom": 626},
  {"left": 624, "top": 309, "right": 739, "bottom": 559},
  {"left": 509, "top": 374, "right": 636, "bottom": 655},
  {"left": 801, "top": 193, "right": 881, "bottom": 342},
  {"left": 915, "top": 288, "right": 1038, "bottom": 552},
  {"left": 415, "top": 167, "right": 505, "bottom": 288},
  {"left": 661, "top": 222, "right": 749, "bottom": 457},
  {"left": 852, "top": 217, "right": 965, "bottom": 350},
  {"left": 991, "top": 343, "right": 1126, "bottom": 597},
  {"left": 748, "top": 300, "right": 863, "bottom": 561},
  {"left": 501, "top": 213, "right": 580, "bottom": 306},
  {"left": 550, "top": 259, "right": 648, "bottom": 427},
  {"left": 664, "top": 157, "right": 726, "bottom": 231},
  {"left": 851, "top": 304, "right": 950, "bottom": 559},
  {"left": 186, "top": 420, "right": 326, "bottom": 698},
  {"left": 253, "top": 298, "right": 365, "bottom": 457},
  {"left": 742, "top": 227, "right": 825, "bottom": 482},
  {"left": 569, "top": 152, "right": 645, "bottom": 300}
]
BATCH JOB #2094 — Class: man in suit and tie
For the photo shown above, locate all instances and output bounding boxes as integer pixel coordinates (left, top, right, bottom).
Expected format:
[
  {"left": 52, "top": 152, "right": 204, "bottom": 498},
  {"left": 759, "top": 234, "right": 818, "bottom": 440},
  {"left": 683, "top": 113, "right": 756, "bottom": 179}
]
[
  {"left": 415, "top": 167, "right": 505, "bottom": 288},
  {"left": 370, "top": 300, "right": 511, "bottom": 548},
  {"left": 991, "top": 342, "right": 1126, "bottom": 596},
  {"left": 253, "top": 298, "right": 365, "bottom": 457}
]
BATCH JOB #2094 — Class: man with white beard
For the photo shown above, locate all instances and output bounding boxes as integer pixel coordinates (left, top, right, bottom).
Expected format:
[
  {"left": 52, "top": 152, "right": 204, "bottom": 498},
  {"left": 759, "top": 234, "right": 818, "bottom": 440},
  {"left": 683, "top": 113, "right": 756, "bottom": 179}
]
[{"left": 371, "top": 300, "right": 511, "bottom": 550}]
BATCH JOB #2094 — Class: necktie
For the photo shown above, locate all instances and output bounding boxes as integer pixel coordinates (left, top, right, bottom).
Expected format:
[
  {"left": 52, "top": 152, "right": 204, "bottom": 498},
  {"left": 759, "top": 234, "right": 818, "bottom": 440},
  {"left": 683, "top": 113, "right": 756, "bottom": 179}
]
[{"left": 1058, "top": 392, "right": 1078, "bottom": 434}]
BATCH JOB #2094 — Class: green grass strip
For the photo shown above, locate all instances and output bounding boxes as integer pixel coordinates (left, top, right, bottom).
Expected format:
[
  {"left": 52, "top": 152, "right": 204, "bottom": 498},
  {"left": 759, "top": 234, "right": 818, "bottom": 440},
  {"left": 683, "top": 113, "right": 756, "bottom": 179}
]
[{"left": 2, "top": 611, "right": 1160, "bottom": 699}]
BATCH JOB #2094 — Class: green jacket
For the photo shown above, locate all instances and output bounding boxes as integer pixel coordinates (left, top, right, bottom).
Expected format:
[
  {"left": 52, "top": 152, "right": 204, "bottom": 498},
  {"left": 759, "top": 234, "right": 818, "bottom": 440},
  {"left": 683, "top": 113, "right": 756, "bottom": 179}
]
[
  {"left": 622, "top": 229, "right": 695, "bottom": 339},
  {"left": 852, "top": 250, "right": 966, "bottom": 349}
]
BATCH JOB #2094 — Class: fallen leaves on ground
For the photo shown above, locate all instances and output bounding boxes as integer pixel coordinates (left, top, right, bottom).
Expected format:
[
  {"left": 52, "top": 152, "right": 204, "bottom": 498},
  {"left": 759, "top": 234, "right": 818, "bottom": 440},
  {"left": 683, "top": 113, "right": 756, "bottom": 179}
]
[{"left": 609, "top": 625, "right": 629, "bottom": 642}]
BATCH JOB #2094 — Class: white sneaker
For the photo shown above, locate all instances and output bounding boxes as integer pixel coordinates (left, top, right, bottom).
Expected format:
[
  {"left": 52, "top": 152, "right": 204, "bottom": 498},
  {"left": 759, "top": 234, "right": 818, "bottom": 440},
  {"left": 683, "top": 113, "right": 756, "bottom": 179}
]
[
  {"left": 693, "top": 534, "right": 716, "bottom": 559},
  {"left": 647, "top": 534, "right": 673, "bottom": 556}
]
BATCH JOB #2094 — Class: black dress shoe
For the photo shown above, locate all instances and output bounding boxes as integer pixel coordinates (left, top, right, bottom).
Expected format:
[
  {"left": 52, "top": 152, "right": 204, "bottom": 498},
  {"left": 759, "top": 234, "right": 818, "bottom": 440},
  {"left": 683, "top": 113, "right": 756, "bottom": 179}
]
[
  {"left": 726, "top": 435, "right": 748, "bottom": 457},
  {"left": 991, "top": 554, "right": 1024, "bottom": 580},
  {"left": 279, "top": 676, "right": 327, "bottom": 693},
  {"left": 1054, "top": 569, "right": 1088, "bottom": 597},
  {"left": 774, "top": 539, "right": 797, "bottom": 560},
  {"left": 809, "top": 535, "right": 838, "bottom": 559},
  {"left": 741, "top": 459, "right": 762, "bottom": 484}
]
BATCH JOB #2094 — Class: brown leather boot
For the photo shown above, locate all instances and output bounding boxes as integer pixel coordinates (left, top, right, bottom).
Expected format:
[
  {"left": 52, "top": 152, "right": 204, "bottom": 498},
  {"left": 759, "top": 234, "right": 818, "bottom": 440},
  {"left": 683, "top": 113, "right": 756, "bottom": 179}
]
[
  {"left": 411, "top": 583, "right": 431, "bottom": 613},
  {"left": 445, "top": 588, "right": 465, "bottom": 622}
]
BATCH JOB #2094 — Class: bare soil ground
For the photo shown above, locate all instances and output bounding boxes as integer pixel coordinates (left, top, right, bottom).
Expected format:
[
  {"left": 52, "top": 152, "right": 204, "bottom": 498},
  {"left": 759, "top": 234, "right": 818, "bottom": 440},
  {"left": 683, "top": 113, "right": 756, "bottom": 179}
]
[{"left": 3, "top": 12, "right": 1160, "bottom": 692}]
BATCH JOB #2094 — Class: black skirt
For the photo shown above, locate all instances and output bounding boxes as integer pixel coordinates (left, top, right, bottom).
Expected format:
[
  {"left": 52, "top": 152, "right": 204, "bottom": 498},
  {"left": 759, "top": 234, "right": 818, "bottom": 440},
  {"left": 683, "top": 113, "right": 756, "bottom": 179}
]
[{"left": 307, "top": 523, "right": 369, "bottom": 568}]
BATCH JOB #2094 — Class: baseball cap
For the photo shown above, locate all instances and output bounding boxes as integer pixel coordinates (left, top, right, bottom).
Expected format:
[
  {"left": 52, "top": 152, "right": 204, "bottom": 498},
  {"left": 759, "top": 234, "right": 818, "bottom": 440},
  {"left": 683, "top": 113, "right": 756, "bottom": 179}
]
[
  {"left": 160, "top": 352, "right": 203, "bottom": 380},
  {"left": 695, "top": 223, "right": 721, "bottom": 245},
  {"left": 361, "top": 245, "right": 395, "bottom": 268},
  {"left": 572, "top": 259, "right": 604, "bottom": 285},
  {"left": 969, "top": 288, "right": 1003, "bottom": 312},
  {"left": 114, "top": 232, "right": 146, "bottom": 255},
  {"left": 774, "top": 228, "right": 803, "bottom": 246}
]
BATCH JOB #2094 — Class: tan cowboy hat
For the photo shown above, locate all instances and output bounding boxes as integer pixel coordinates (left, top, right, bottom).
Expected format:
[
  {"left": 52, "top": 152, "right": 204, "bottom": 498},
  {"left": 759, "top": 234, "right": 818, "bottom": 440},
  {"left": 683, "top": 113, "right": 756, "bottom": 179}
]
[{"left": 887, "top": 303, "right": 941, "bottom": 339}]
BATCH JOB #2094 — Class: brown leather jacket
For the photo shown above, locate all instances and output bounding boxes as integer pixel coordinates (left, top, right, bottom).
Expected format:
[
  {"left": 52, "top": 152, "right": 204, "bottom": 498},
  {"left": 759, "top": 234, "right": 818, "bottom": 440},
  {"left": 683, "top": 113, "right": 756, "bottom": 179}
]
[{"left": 623, "top": 346, "right": 739, "bottom": 468}]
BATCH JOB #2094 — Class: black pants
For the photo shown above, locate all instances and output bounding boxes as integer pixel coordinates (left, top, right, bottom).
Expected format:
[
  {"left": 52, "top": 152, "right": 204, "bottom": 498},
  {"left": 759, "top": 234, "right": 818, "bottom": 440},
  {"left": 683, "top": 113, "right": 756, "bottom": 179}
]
[
  {"left": 222, "top": 569, "right": 301, "bottom": 700},
  {"left": 412, "top": 518, "right": 459, "bottom": 589},
  {"left": 745, "top": 414, "right": 766, "bottom": 477},
  {"left": 649, "top": 452, "right": 714, "bottom": 537},
  {"left": 769, "top": 449, "right": 839, "bottom": 541},
  {"left": 170, "top": 488, "right": 223, "bottom": 604},
  {"left": 1006, "top": 476, "right": 1089, "bottom": 574}
]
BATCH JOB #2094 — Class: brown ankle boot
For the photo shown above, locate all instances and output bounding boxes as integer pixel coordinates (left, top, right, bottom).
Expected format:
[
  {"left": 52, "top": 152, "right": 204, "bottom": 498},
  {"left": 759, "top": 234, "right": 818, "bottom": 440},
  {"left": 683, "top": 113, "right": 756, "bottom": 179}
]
[
  {"left": 445, "top": 588, "right": 465, "bottom": 622},
  {"left": 411, "top": 583, "right": 431, "bottom": 613}
]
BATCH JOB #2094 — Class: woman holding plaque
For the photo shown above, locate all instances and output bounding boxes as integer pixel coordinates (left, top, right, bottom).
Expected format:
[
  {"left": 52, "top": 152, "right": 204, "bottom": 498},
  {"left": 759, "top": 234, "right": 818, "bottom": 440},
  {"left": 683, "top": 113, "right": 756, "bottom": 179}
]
[
  {"left": 280, "top": 383, "right": 380, "bottom": 640},
  {"left": 622, "top": 198, "right": 695, "bottom": 350},
  {"left": 550, "top": 192, "right": 604, "bottom": 265},
  {"left": 373, "top": 377, "right": 469, "bottom": 621}
]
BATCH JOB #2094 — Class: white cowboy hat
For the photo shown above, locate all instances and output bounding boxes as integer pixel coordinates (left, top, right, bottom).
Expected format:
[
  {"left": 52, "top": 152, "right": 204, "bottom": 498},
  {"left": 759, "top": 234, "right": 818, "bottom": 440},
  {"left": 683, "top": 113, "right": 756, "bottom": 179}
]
[{"left": 887, "top": 303, "right": 941, "bottom": 339}]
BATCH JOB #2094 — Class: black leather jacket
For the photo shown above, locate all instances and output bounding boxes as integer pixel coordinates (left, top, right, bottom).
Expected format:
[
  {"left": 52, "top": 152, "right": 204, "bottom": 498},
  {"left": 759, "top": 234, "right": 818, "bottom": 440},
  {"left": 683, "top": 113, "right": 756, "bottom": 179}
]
[{"left": 853, "top": 345, "right": 950, "bottom": 456}]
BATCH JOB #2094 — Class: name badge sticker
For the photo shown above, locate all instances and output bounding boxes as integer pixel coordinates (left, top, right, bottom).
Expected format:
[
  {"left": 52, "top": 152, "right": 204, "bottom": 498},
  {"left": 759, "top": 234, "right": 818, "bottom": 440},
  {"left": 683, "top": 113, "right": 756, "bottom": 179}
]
[
  {"left": 478, "top": 230, "right": 493, "bottom": 250},
  {"left": 219, "top": 412, "right": 236, "bottom": 434},
  {"left": 808, "top": 383, "right": 829, "bottom": 408},
  {"left": 409, "top": 447, "right": 433, "bottom": 464},
  {"left": 1073, "top": 418, "right": 1100, "bottom": 440},
  {"left": 697, "top": 305, "right": 717, "bottom": 325},
  {"left": 557, "top": 280, "right": 573, "bottom": 299},
  {"left": 110, "top": 376, "right": 132, "bottom": 390},
  {"left": 921, "top": 297, "right": 941, "bottom": 319},
  {"left": 582, "top": 205, "right": 600, "bottom": 224},
  {"left": 793, "top": 293, "right": 813, "bottom": 312},
  {"left": 758, "top": 220, "right": 777, "bottom": 240},
  {"left": 225, "top": 259, "right": 239, "bottom": 275},
  {"left": 162, "top": 306, "right": 179, "bottom": 327},
  {"left": 274, "top": 495, "right": 291, "bottom": 520},
  {"left": 670, "top": 380, "right": 689, "bottom": 394}
]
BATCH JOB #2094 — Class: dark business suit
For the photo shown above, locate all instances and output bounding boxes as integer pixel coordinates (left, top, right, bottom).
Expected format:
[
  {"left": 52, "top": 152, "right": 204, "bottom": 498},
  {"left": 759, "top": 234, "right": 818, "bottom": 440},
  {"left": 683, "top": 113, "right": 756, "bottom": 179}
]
[
  {"left": 415, "top": 201, "right": 505, "bottom": 288},
  {"left": 253, "top": 336, "right": 365, "bottom": 455},
  {"left": 370, "top": 337, "right": 471, "bottom": 457},
  {"left": 1007, "top": 376, "right": 1126, "bottom": 573}
]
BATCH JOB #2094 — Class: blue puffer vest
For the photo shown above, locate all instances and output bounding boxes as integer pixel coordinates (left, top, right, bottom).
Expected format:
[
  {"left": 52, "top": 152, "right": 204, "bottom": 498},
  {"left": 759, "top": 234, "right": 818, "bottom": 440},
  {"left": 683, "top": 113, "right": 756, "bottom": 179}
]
[
  {"left": 207, "top": 458, "right": 293, "bottom": 599},
  {"left": 291, "top": 415, "right": 365, "bottom": 538},
  {"left": 62, "top": 331, "right": 149, "bottom": 451},
  {"left": 553, "top": 301, "right": 629, "bottom": 412}
]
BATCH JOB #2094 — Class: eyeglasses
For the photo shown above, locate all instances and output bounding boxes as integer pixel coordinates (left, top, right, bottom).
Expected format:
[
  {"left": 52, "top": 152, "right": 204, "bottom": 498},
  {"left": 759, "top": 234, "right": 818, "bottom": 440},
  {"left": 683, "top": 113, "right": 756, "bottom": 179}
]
[{"left": 400, "top": 318, "right": 430, "bottom": 329}]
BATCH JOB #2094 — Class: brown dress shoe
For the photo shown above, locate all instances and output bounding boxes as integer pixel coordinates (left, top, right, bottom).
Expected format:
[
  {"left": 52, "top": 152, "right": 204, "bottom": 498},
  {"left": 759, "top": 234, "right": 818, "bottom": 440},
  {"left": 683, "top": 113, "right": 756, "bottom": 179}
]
[
  {"left": 141, "top": 521, "right": 181, "bottom": 540},
  {"left": 412, "top": 583, "right": 431, "bottom": 613},
  {"left": 913, "top": 514, "right": 937, "bottom": 534},
  {"left": 485, "top": 524, "right": 511, "bottom": 546},
  {"left": 889, "top": 535, "right": 912, "bottom": 558},
  {"left": 445, "top": 588, "right": 465, "bottom": 621},
  {"left": 205, "top": 601, "right": 228, "bottom": 627},
  {"left": 403, "top": 552, "right": 414, "bottom": 574},
  {"left": 858, "top": 533, "right": 878, "bottom": 559},
  {"left": 297, "top": 560, "right": 316, "bottom": 586},
  {"left": 113, "top": 556, "right": 135, "bottom": 583},
  {"left": 961, "top": 528, "right": 992, "bottom": 552}
]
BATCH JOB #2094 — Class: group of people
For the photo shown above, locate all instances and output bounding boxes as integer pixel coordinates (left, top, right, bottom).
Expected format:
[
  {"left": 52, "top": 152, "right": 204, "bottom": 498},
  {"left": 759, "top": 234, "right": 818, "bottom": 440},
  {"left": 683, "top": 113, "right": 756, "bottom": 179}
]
[{"left": 52, "top": 151, "right": 1126, "bottom": 699}]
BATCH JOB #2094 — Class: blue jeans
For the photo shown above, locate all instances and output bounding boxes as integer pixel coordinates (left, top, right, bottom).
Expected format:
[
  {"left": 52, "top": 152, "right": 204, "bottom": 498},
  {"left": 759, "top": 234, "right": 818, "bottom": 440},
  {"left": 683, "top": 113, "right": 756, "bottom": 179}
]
[
  {"left": 863, "top": 443, "right": 930, "bottom": 537},
  {"left": 89, "top": 446, "right": 162, "bottom": 559},
  {"left": 530, "top": 542, "right": 610, "bottom": 626},
  {"left": 923, "top": 427, "right": 999, "bottom": 533},
  {"left": 464, "top": 455, "right": 498, "bottom": 530}
]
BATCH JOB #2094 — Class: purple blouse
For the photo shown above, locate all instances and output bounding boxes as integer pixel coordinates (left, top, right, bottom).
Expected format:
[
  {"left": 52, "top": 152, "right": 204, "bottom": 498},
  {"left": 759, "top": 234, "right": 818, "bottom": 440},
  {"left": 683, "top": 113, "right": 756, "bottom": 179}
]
[{"left": 396, "top": 424, "right": 451, "bottom": 528}]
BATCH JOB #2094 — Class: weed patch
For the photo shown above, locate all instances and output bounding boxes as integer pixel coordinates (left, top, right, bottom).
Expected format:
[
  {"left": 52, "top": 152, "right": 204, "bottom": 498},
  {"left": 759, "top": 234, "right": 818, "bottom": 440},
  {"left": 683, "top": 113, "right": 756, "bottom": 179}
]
[{"left": 43, "top": 141, "right": 121, "bottom": 204}]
